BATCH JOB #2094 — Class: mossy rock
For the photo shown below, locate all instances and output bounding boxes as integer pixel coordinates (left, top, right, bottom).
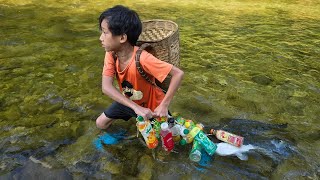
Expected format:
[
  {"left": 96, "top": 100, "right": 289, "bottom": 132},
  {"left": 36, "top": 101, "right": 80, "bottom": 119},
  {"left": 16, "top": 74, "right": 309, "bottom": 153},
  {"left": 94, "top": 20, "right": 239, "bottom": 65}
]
[
  {"left": 4, "top": 105, "right": 21, "bottom": 121},
  {"left": 137, "top": 155, "right": 154, "bottom": 180},
  {"left": 251, "top": 74, "right": 273, "bottom": 85},
  {"left": 102, "top": 158, "right": 122, "bottom": 174}
]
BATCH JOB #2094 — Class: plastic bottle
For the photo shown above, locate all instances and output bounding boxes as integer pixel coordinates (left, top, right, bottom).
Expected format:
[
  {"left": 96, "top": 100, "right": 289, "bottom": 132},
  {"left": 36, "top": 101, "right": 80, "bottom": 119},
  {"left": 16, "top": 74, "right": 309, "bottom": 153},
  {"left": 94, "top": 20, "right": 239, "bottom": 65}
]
[
  {"left": 176, "top": 116, "right": 186, "bottom": 125},
  {"left": 167, "top": 117, "right": 175, "bottom": 128},
  {"left": 152, "top": 120, "right": 161, "bottom": 138},
  {"left": 178, "top": 124, "right": 189, "bottom": 137},
  {"left": 179, "top": 126, "right": 189, "bottom": 145},
  {"left": 170, "top": 124, "right": 181, "bottom": 142},
  {"left": 195, "top": 130, "right": 217, "bottom": 155},
  {"left": 160, "top": 122, "right": 174, "bottom": 152},
  {"left": 189, "top": 140, "right": 202, "bottom": 162},
  {"left": 184, "top": 119, "right": 195, "bottom": 130},
  {"left": 185, "top": 123, "right": 203, "bottom": 143},
  {"left": 136, "top": 116, "right": 158, "bottom": 149},
  {"left": 156, "top": 116, "right": 167, "bottom": 123},
  {"left": 210, "top": 129, "right": 244, "bottom": 147}
]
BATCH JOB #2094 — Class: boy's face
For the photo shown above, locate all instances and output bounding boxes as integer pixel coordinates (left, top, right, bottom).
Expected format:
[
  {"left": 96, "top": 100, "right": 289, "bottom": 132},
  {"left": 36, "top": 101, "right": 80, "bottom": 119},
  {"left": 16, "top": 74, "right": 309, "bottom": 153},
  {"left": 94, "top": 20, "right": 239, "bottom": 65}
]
[{"left": 99, "top": 19, "right": 121, "bottom": 52}]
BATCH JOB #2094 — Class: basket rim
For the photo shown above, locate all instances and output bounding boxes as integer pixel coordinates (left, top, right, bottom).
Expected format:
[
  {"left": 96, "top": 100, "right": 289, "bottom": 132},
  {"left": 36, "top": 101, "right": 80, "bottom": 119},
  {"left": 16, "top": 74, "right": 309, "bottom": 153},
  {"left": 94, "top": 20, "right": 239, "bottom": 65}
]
[
  {"left": 138, "top": 19, "right": 179, "bottom": 43},
  {"left": 141, "top": 19, "right": 178, "bottom": 26}
]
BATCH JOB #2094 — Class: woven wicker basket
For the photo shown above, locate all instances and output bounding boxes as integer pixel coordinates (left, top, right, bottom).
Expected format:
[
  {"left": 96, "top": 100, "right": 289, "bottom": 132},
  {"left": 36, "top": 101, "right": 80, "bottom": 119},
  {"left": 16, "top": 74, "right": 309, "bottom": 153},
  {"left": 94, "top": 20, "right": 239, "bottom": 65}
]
[{"left": 137, "top": 19, "right": 180, "bottom": 67}]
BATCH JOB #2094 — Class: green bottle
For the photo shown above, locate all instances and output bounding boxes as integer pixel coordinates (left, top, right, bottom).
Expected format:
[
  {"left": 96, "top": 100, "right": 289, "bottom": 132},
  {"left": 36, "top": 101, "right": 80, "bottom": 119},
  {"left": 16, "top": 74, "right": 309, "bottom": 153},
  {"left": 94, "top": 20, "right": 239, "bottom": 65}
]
[
  {"left": 153, "top": 121, "right": 161, "bottom": 138},
  {"left": 176, "top": 116, "right": 186, "bottom": 125},
  {"left": 189, "top": 140, "right": 202, "bottom": 162},
  {"left": 195, "top": 131, "right": 217, "bottom": 156}
]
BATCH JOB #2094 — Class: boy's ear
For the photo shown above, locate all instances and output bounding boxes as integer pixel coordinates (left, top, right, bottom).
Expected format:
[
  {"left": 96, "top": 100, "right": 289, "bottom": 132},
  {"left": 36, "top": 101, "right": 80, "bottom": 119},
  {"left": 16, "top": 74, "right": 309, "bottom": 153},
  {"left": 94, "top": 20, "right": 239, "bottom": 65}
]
[{"left": 119, "top": 34, "right": 127, "bottom": 43}]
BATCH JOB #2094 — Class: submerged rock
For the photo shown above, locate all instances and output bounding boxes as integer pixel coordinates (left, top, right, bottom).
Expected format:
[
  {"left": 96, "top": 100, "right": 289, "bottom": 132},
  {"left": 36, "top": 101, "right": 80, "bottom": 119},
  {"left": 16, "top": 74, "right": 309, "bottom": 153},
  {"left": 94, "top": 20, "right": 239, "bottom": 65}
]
[
  {"left": 251, "top": 74, "right": 273, "bottom": 85},
  {"left": 3, "top": 159, "right": 72, "bottom": 180},
  {"left": 137, "top": 155, "right": 154, "bottom": 179}
]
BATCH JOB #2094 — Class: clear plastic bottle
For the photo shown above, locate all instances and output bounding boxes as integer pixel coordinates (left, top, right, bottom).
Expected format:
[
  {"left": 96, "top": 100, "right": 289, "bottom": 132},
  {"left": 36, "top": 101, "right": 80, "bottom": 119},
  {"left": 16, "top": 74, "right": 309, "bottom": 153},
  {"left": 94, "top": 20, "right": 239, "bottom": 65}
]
[
  {"left": 210, "top": 129, "right": 244, "bottom": 147},
  {"left": 136, "top": 116, "right": 158, "bottom": 149},
  {"left": 170, "top": 124, "right": 181, "bottom": 142},
  {"left": 160, "top": 122, "right": 174, "bottom": 152},
  {"left": 189, "top": 140, "right": 202, "bottom": 162}
]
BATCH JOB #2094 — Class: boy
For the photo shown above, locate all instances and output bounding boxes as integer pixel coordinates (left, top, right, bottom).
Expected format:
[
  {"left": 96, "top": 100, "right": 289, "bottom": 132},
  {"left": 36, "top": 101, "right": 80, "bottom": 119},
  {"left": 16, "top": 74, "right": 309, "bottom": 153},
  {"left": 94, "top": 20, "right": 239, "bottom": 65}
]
[{"left": 96, "top": 5, "right": 184, "bottom": 130}]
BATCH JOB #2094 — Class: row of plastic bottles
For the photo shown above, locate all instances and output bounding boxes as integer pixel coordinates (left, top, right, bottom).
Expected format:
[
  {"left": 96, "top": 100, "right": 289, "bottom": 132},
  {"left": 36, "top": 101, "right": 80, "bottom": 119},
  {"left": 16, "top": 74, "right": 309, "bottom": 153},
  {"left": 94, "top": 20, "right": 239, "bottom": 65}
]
[
  {"left": 135, "top": 116, "right": 244, "bottom": 162},
  {"left": 174, "top": 117, "right": 217, "bottom": 162}
]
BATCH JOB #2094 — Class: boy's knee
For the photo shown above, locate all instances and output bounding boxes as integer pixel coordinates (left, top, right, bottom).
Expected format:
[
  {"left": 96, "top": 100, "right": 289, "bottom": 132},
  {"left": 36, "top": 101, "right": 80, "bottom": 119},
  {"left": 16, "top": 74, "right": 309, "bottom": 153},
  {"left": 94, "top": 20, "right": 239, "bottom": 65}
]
[
  {"left": 96, "top": 114, "right": 112, "bottom": 129},
  {"left": 95, "top": 118, "right": 104, "bottom": 129}
]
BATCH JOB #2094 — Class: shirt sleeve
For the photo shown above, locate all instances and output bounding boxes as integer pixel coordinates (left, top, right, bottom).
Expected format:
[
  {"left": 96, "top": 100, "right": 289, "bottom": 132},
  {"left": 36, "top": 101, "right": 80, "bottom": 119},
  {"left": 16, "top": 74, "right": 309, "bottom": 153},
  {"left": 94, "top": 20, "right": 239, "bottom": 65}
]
[
  {"left": 139, "top": 51, "right": 173, "bottom": 83},
  {"left": 102, "top": 52, "right": 116, "bottom": 77}
]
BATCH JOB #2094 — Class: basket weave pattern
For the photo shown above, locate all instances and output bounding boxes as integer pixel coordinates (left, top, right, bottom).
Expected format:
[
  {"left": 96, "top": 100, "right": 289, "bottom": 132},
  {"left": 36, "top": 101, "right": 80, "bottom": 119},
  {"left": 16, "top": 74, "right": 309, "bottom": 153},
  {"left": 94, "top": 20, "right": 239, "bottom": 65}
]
[{"left": 137, "top": 20, "right": 180, "bottom": 67}]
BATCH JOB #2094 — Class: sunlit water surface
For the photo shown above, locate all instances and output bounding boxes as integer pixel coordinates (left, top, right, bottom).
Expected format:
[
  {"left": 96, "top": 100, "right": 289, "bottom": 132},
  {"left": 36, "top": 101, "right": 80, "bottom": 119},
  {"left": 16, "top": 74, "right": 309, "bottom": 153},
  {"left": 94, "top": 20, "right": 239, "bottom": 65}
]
[{"left": 0, "top": 0, "right": 319, "bottom": 179}]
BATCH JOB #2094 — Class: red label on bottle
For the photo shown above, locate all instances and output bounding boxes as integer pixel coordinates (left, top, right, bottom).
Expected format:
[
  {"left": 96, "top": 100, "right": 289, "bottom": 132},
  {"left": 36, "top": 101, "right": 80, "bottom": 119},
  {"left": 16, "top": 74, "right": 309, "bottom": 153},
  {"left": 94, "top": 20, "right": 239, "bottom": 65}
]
[{"left": 161, "top": 133, "right": 174, "bottom": 151}]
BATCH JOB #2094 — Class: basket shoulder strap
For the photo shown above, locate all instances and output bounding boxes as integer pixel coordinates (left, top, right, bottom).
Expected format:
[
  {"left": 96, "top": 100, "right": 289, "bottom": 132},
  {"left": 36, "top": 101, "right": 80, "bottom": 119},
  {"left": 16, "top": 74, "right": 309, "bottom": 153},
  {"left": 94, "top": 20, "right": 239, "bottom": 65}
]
[
  {"left": 110, "top": 52, "right": 121, "bottom": 80},
  {"left": 135, "top": 43, "right": 160, "bottom": 88}
]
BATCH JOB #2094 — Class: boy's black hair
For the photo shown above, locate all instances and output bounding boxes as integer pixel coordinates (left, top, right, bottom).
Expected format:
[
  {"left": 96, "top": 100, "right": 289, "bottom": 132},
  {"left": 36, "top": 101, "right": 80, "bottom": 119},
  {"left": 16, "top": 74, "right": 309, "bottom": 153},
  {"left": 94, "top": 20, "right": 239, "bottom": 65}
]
[{"left": 99, "top": 5, "right": 142, "bottom": 46}]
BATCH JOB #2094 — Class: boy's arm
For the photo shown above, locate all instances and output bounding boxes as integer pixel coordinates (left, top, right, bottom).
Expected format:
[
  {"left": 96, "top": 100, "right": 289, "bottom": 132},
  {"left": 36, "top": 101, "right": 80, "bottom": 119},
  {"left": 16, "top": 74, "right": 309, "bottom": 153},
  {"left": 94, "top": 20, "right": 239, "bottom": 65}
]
[
  {"left": 102, "top": 76, "right": 154, "bottom": 120},
  {"left": 153, "top": 66, "right": 184, "bottom": 117}
]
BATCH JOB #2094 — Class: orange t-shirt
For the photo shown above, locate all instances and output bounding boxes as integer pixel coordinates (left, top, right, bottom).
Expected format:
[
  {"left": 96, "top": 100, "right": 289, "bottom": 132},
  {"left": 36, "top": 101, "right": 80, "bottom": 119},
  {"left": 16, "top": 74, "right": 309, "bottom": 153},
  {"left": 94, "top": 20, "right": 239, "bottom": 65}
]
[{"left": 102, "top": 46, "right": 173, "bottom": 111}]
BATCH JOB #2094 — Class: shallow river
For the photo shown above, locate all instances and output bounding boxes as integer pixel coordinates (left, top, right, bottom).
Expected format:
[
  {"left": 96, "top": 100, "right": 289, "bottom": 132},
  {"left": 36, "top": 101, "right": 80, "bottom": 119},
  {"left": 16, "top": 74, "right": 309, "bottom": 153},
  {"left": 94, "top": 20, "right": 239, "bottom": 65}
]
[{"left": 0, "top": 0, "right": 319, "bottom": 179}]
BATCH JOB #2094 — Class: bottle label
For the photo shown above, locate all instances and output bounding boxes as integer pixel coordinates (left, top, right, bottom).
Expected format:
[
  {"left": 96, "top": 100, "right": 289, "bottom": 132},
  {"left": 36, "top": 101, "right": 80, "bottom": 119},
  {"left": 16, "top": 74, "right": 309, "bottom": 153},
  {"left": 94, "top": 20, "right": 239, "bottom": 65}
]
[
  {"left": 138, "top": 121, "right": 158, "bottom": 149},
  {"left": 156, "top": 117, "right": 167, "bottom": 122},
  {"left": 147, "top": 131, "right": 158, "bottom": 149},
  {"left": 188, "top": 127, "right": 201, "bottom": 140},
  {"left": 196, "top": 131, "right": 217, "bottom": 155},
  {"left": 161, "top": 133, "right": 174, "bottom": 151},
  {"left": 153, "top": 121, "right": 161, "bottom": 138},
  {"left": 217, "top": 130, "right": 243, "bottom": 147},
  {"left": 176, "top": 117, "right": 185, "bottom": 125}
]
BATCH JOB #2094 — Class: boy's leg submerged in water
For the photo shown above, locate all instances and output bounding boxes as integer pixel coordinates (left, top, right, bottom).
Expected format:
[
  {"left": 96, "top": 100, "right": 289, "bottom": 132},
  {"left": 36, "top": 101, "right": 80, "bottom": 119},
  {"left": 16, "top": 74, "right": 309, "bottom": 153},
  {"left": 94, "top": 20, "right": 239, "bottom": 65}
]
[
  {"left": 96, "top": 102, "right": 136, "bottom": 131},
  {"left": 96, "top": 113, "right": 114, "bottom": 130}
]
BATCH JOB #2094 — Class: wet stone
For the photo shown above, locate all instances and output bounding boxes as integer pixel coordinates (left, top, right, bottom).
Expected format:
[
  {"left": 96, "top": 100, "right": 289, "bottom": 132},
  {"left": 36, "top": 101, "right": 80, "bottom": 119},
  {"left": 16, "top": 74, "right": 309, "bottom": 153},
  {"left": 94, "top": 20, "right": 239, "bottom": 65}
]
[
  {"left": 251, "top": 74, "right": 273, "bottom": 85},
  {"left": 44, "top": 101, "right": 63, "bottom": 114},
  {"left": 102, "top": 159, "right": 122, "bottom": 174},
  {"left": 137, "top": 155, "right": 154, "bottom": 179},
  {"left": 8, "top": 160, "right": 72, "bottom": 180},
  {"left": 4, "top": 105, "right": 21, "bottom": 121}
]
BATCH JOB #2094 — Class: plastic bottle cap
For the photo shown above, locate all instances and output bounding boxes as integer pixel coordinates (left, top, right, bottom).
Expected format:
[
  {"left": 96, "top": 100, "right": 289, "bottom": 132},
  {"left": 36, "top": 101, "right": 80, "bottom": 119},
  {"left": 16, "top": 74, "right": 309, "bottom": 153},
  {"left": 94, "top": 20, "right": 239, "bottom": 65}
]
[
  {"left": 168, "top": 117, "right": 174, "bottom": 123},
  {"left": 136, "top": 116, "right": 144, "bottom": 122},
  {"left": 185, "top": 122, "right": 190, "bottom": 128},
  {"left": 180, "top": 139, "right": 187, "bottom": 145},
  {"left": 161, "top": 122, "right": 169, "bottom": 130},
  {"left": 197, "top": 123, "right": 204, "bottom": 130},
  {"left": 183, "top": 129, "right": 189, "bottom": 134}
]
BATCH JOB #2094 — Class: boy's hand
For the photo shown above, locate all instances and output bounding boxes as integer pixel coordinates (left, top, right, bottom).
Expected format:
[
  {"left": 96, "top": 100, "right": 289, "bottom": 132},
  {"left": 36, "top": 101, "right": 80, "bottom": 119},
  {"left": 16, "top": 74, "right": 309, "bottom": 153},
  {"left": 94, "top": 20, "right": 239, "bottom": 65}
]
[
  {"left": 153, "top": 104, "right": 169, "bottom": 118},
  {"left": 134, "top": 106, "right": 154, "bottom": 121}
]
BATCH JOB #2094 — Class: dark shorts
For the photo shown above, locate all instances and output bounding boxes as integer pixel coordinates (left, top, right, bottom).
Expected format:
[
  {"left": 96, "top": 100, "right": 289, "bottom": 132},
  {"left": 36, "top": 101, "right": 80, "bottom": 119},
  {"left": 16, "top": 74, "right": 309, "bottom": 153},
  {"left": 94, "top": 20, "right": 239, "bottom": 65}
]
[
  {"left": 103, "top": 102, "right": 171, "bottom": 121},
  {"left": 104, "top": 102, "right": 136, "bottom": 121}
]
